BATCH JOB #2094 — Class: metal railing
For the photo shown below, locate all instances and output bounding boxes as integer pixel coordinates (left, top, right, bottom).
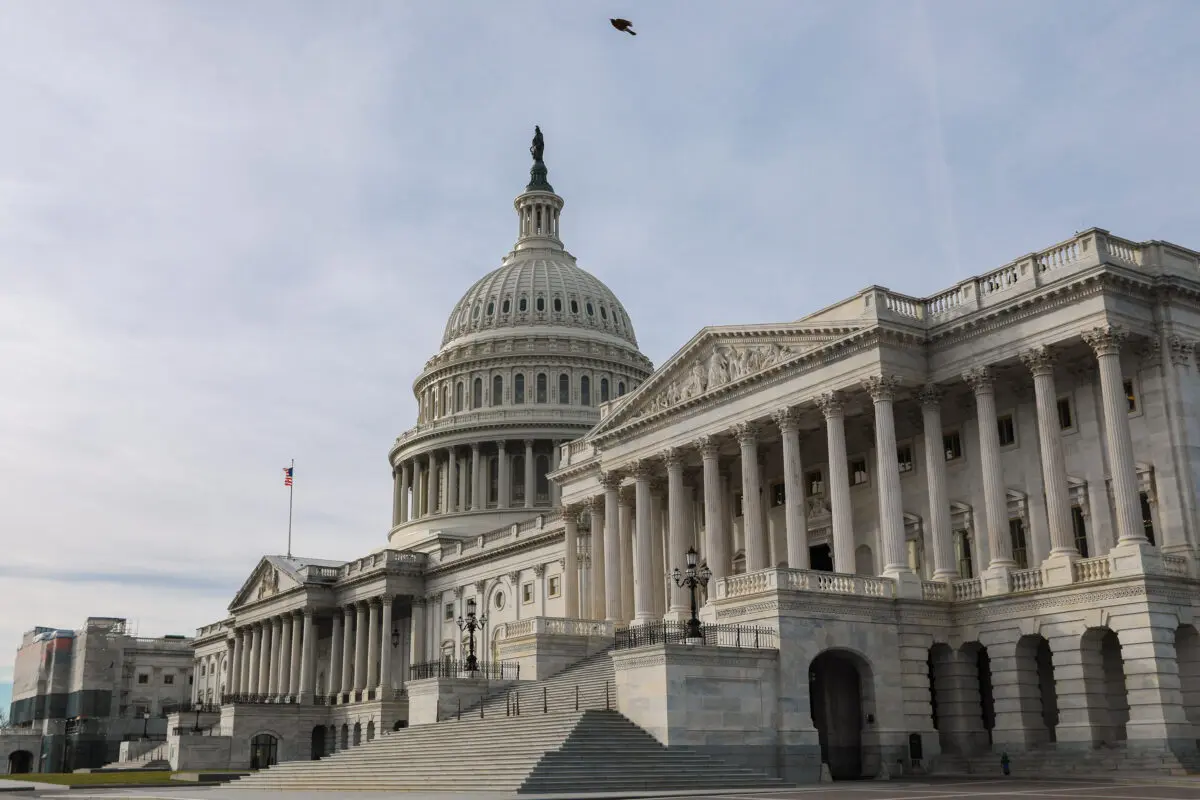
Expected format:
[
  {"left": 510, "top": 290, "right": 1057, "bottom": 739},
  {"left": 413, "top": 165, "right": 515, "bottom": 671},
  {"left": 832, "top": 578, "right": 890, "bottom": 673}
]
[
  {"left": 170, "top": 702, "right": 221, "bottom": 714},
  {"left": 438, "top": 680, "right": 619, "bottom": 722},
  {"left": 171, "top": 725, "right": 219, "bottom": 736},
  {"left": 410, "top": 659, "right": 521, "bottom": 681},
  {"left": 613, "top": 621, "right": 777, "bottom": 651}
]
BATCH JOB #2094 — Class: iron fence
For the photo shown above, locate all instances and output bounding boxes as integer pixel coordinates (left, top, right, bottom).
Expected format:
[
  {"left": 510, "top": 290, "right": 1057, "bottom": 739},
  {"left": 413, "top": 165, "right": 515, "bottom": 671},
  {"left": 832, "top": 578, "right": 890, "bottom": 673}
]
[
  {"left": 410, "top": 659, "right": 520, "bottom": 681},
  {"left": 169, "top": 702, "right": 221, "bottom": 714},
  {"left": 613, "top": 621, "right": 778, "bottom": 651},
  {"left": 171, "top": 725, "right": 219, "bottom": 736}
]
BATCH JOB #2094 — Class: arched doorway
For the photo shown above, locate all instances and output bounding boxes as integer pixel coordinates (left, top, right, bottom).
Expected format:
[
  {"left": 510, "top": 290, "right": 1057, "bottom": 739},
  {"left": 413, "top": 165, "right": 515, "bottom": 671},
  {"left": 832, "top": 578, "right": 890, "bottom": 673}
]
[
  {"left": 392, "top": 720, "right": 408, "bottom": 731},
  {"left": 249, "top": 734, "right": 278, "bottom": 770},
  {"left": 309, "top": 726, "right": 325, "bottom": 760},
  {"left": 7, "top": 751, "right": 33, "bottom": 774},
  {"left": 1081, "top": 628, "right": 1129, "bottom": 744},
  {"left": 810, "top": 650, "right": 871, "bottom": 780},
  {"left": 1176, "top": 625, "right": 1200, "bottom": 728},
  {"left": 340, "top": 724, "right": 349, "bottom": 750},
  {"left": 352, "top": 722, "right": 362, "bottom": 746}
]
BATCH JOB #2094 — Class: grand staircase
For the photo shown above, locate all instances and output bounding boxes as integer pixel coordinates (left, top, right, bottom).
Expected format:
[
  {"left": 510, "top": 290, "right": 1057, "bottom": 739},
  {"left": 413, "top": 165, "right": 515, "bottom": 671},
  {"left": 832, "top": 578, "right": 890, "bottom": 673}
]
[{"left": 448, "top": 646, "right": 619, "bottom": 720}]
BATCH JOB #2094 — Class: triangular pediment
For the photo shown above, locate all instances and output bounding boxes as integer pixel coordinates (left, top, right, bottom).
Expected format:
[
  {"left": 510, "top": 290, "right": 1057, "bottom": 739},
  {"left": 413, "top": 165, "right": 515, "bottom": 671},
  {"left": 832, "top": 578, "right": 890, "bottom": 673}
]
[
  {"left": 593, "top": 324, "right": 855, "bottom": 435},
  {"left": 228, "top": 557, "right": 302, "bottom": 610}
]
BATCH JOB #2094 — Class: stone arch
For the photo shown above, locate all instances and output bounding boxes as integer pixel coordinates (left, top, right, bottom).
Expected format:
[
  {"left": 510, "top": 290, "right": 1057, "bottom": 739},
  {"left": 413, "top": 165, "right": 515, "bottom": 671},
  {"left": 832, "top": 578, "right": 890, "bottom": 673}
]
[
  {"left": 1176, "top": 625, "right": 1200, "bottom": 728},
  {"left": 7, "top": 750, "right": 33, "bottom": 774},
  {"left": 1015, "top": 634, "right": 1059, "bottom": 745},
  {"left": 340, "top": 723, "right": 349, "bottom": 750},
  {"left": 366, "top": 720, "right": 375, "bottom": 742},
  {"left": 1081, "top": 627, "right": 1129, "bottom": 744},
  {"left": 352, "top": 721, "right": 362, "bottom": 746},
  {"left": 809, "top": 648, "right": 877, "bottom": 780},
  {"left": 854, "top": 544, "right": 873, "bottom": 576},
  {"left": 929, "top": 642, "right": 994, "bottom": 756},
  {"left": 248, "top": 731, "right": 280, "bottom": 770},
  {"left": 309, "top": 725, "right": 325, "bottom": 760}
]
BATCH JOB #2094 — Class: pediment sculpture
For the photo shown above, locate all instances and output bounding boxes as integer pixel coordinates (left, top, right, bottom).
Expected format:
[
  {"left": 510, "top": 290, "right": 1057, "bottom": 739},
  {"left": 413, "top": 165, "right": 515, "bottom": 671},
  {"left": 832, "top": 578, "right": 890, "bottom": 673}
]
[
  {"left": 806, "top": 495, "right": 831, "bottom": 517},
  {"left": 256, "top": 568, "right": 280, "bottom": 600},
  {"left": 639, "top": 342, "right": 796, "bottom": 417}
]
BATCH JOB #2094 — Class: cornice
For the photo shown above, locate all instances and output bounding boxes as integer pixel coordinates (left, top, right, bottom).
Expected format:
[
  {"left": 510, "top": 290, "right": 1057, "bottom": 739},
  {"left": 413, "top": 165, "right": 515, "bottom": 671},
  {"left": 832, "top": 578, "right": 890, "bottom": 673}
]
[
  {"left": 415, "top": 350, "right": 654, "bottom": 390},
  {"left": 422, "top": 527, "right": 564, "bottom": 577}
]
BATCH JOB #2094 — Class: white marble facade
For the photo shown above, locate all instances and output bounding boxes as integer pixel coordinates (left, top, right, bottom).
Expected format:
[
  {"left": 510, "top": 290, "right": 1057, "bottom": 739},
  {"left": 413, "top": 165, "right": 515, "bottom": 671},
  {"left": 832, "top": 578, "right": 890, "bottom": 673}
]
[{"left": 192, "top": 141, "right": 1200, "bottom": 776}]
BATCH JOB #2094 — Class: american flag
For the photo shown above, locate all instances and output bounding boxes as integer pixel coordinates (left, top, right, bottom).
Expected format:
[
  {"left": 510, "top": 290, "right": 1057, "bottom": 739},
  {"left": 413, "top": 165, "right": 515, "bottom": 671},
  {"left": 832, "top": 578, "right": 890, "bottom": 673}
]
[{"left": 283, "top": 466, "right": 294, "bottom": 487}]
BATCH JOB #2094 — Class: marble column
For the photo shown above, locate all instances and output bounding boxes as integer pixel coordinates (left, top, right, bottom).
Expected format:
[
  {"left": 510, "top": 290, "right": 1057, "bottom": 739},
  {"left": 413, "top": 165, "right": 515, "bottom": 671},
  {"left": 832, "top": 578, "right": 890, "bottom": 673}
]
[
  {"left": 471, "top": 444, "right": 482, "bottom": 510},
  {"left": 773, "top": 409, "right": 809, "bottom": 569},
  {"left": 589, "top": 498, "right": 606, "bottom": 620},
  {"left": 340, "top": 605, "right": 355, "bottom": 695},
  {"left": 458, "top": 455, "right": 469, "bottom": 511},
  {"left": 918, "top": 386, "right": 958, "bottom": 581},
  {"left": 244, "top": 626, "right": 257, "bottom": 696},
  {"left": 1021, "top": 347, "right": 1079, "bottom": 571},
  {"left": 550, "top": 440, "right": 563, "bottom": 507},
  {"left": 409, "top": 600, "right": 426, "bottom": 669},
  {"left": 524, "top": 440, "right": 536, "bottom": 508},
  {"left": 412, "top": 463, "right": 423, "bottom": 518},
  {"left": 818, "top": 392, "right": 855, "bottom": 573},
  {"left": 964, "top": 367, "right": 1016, "bottom": 576},
  {"left": 497, "top": 441, "right": 510, "bottom": 509},
  {"left": 735, "top": 423, "right": 769, "bottom": 571},
  {"left": 619, "top": 492, "right": 635, "bottom": 620},
  {"left": 329, "top": 610, "right": 343, "bottom": 697},
  {"left": 354, "top": 602, "right": 369, "bottom": 692},
  {"left": 865, "top": 376, "right": 910, "bottom": 577},
  {"left": 257, "top": 621, "right": 272, "bottom": 696},
  {"left": 426, "top": 452, "right": 439, "bottom": 515},
  {"left": 665, "top": 448, "right": 689, "bottom": 617},
  {"left": 379, "top": 596, "right": 394, "bottom": 692},
  {"left": 698, "top": 436, "right": 729, "bottom": 583},
  {"left": 299, "top": 609, "right": 315, "bottom": 700},
  {"left": 633, "top": 462, "right": 656, "bottom": 623},
  {"left": 278, "top": 613, "right": 293, "bottom": 697},
  {"left": 392, "top": 468, "right": 403, "bottom": 527},
  {"left": 366, "top": 599, "right": 381, "bottom": 690},
  {"left": 269, "top": 617, "right": 284, "bottom": 697},
  {"left": 564, "top": 507, "right": 580, "bottom": 617},
  {"left": 230, "top": 630, "right": 244, "bottom": 696},
  {"left": 1082, "top": 326, "right": 1145, "bottom": 546},
  {"left": 650, "top": 483, "right": 667, "bottom": 616},
  {"left": 445, "top": 447, "right": 458, "bottom": 514},
  {"left": 400, "top": 462, "right": 411, "bottom": 523},
  {"left": 601, "top": 474, "right": 623, "bottom": 621}
]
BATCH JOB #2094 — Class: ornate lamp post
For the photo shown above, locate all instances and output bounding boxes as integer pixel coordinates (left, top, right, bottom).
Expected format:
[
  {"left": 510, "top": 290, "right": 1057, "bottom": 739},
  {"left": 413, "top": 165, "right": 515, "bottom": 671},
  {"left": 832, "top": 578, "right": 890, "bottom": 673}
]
[
  {"left": 141, "top": 710, "right": 151, "bottom": 740},
  {"left": 672, "top": 546, "right": 712, "bottom": 641},
  {"left": 391, "top": 625, "right": 400, "bottom": 649},
  {"left": 457, "top": 597, "right": 487, "bottom": 673}
]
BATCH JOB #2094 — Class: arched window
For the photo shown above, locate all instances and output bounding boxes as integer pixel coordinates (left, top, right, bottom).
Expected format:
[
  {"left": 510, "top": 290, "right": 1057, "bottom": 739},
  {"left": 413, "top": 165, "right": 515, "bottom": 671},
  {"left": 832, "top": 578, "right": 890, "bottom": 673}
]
[
  {"left": 491, "top": 375, "right": 503, "bottom": 407},
  {"left": 558, "top": 374, "right": 570, "bottom": 404},
  {"left": 617, "top": 381, "right": 627, "bottom": 396},
  {"left": 536, "top": 296, "right": 545, "bottom": 312},
  {"left": 488, "top": 458, "right": 499, "bottom": 506},
  {"left": 600, "top": 378, "right": 610, "bottom": 402},
  {"left": 250, "top": 734, "right": 279, "bottom": 770},
  {"left": 473, "top": 378, "right": 483, "bottom": 409},
  {"left": 580, "top": 376, "right": 591, "bottom": 406},
  {"left": 600, "top": 306, "right": 608, "bottom": 320},
  {"left": 536, "top": 373, "right": 547, "bottom": 403},
  {"left": 441, "top": 385, "right": 449, "bottom": 415},
  {"left": 502, "top": 298, "right": 511, "bottom": 314},
  {"left": 519, "top": 296, "right": 528, "bottom": 312},
  {"left": 570, "top": 299, "right": 579, "bottom": 314},
  {"left": 486, "top": 301, "right": 495, "bottom": 316},
  {"left": 514, "top": 374, "right": 525, "bottom": 404},
  {"left": 513, "top": 455, "right": 525, "bottom": 503},
  {"left": 536, "top": 455, "right": 550, "bottom": 503},
  {"left": 586, "top": 302, "right": 594, "bottom": 317},
  {"left": 455, "top": 381, "right": 464, "bottom": 412},
  {"left": 553, "top": 297, "right": 563, "bottom": 313}
]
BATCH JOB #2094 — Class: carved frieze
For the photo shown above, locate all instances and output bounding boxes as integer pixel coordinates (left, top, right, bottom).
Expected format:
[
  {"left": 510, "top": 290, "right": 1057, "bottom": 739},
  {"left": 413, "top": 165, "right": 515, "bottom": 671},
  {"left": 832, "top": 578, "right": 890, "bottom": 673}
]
[{"left": 636, "top": 342, "right": 797, "bottom": 417}]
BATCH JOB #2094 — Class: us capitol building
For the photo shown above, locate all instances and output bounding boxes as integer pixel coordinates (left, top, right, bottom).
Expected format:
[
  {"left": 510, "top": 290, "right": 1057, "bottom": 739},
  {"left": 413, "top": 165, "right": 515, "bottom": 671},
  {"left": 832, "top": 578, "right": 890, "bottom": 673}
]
[{"left": 168, "top": 132, "right": 1200, "bottom": 784}]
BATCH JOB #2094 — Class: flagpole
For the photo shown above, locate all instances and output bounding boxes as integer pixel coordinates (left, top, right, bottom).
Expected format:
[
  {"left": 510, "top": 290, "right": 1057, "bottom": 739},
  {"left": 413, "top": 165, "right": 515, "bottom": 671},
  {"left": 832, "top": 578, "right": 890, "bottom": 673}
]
[{"left": 287, "top": 458, "right": 295, "bottom": 559}]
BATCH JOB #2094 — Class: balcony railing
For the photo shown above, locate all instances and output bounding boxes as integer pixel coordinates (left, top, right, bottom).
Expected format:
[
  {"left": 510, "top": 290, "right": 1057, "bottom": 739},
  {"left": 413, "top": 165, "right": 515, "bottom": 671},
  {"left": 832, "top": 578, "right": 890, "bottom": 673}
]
[
  {"left": 410, "top": 660, "right": 521, "bottom": 681},
  {"left": 614, "top": 621, "right": 778, "bottom": 651}
]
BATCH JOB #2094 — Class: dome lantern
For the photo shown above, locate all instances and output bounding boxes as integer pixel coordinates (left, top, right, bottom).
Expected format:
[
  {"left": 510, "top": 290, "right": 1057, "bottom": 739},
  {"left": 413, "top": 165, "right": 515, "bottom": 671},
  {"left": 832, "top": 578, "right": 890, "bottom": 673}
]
[{"left": 514, "top": 126, "right": 564, "bottom": 254}]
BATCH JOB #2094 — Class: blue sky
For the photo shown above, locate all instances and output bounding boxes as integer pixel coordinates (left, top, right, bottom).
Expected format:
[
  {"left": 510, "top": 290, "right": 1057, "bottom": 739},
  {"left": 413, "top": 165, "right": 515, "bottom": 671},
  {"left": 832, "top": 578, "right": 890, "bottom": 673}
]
[{"left": 0, "top": 0, "right": 1197, "bottom": 688}]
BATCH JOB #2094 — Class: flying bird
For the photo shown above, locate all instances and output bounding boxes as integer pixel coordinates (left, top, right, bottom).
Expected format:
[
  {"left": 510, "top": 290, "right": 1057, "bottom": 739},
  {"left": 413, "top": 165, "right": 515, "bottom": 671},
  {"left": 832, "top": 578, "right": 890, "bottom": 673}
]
[{"left": 610, "top": 18, "right": 636, "bottom": 35}]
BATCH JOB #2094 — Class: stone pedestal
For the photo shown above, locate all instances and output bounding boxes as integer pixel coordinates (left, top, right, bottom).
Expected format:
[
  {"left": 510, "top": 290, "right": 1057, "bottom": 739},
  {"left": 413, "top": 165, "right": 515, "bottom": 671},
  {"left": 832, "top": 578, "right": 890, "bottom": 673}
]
[
  {"left": 982, "top": 565, "right": 1013, "bottom": 596},
  {"left": 495, "top": 617, "right": 614, "bottom": 680},
  {"left": 1109, "top": 539, "right": 1164, "bottom": 577},
  {"left": 884, "top": 569, "right": 924, "bottom": 600},
  {"left": 1041, "top": 552, "right": 1078, "bottom": 587},
  {"left": 406, "top": 677, "right": 510, "bottom": 725}
]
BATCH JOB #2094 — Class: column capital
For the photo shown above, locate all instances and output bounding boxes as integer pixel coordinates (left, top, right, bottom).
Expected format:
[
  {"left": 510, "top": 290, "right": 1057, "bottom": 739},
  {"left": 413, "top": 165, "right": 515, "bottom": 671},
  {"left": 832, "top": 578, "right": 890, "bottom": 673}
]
[
  {"left": 585, "top": 495, "right": 603, "bottom": 514},
  {"left": 1082, "top": 324, "right": 1127, "bottom": 357},
  {"left": 915, "top": 383, "right": 941, "bottom": 408},
  {"left": 495, "top": 439, "right": 507, "bottom": 452},
  {"left": 507, "top": 570, "right": 522, "bottom": 585},
  {"left": 1019, "top": 345, "right": 1057, "bottom": 377},
  {"left": 564, "top": 503, "right": 585, "bottom": 523},
  {"left": 523, "top": 438, "right": 535, "bottom": 448},
  {"left": 471, "top": 441, "right": 481, "bottom": 452},
  {"left": 453, "top": 585, "right": 465, "bottom": 599},
  {"left": 473, "top": 580, "right": 486, "bottom": 597},
  {"left": 862, "top": 375, "right": 901, "bottom": 402},
  {"left": 733, "top": 421, "right": 759, "bottom": 445},
  {"left": 662, "top": 447, "right": 685, "bottom": 471},
  {"left": 412, "top": 597, "right": 427, "bottom": 608},
  {"left": 302, "top": 608, "right": 314, "bottom": 620},
  {"left": 533, "top": 564, "right": 547, "bottom": 578},
  {"left": 771, "top": 407, "right": 801, "bottom": 433},
  {"left": 630, "top": 459, "right": 655, "bottom": 481},
  {"left": 816, "top": 391, "right": 844, "bottom": 419},
  {"left": 696, "top": 434, "right": 723, "bottom": 459},
  {"left": 962, "top": 366, "right": 994, "bottom": 394},
  {"left": 599, "top": 471, "right": 622, "bottom": 491}
]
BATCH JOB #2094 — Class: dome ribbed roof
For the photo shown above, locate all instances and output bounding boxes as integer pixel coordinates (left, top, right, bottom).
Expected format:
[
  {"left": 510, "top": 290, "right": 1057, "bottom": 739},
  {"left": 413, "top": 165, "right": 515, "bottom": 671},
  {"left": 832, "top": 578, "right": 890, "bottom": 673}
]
[{"left": 440, "top": 257, "right": 639, "bottom": 349}]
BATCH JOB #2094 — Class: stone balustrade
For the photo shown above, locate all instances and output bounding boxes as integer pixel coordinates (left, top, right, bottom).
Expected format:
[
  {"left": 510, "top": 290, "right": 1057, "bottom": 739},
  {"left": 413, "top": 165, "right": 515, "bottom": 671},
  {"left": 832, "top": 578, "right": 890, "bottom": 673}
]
[
  {"left": 1009, "top": 567, "right": 1044, "bottom": 592},
  {"left": 1163, "top": 554, "right": 1189, "bottom": 577},
  {"left": 495, "top": 616, "right": 616, "bottom": 640},
  {"left": 952, "top": 578, "right": 982, "bottom": 601},
  {"left": 1073, "top": 556, "right": 1112, "bottom": 582},
  {"left": 716, "top": 568, "right": 895, "bottom": 600}
]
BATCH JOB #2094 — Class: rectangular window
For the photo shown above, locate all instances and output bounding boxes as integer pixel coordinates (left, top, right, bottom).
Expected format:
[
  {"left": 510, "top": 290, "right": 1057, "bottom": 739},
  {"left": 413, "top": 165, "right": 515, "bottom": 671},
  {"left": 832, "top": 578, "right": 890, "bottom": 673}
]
[
  {"left": 1057, "top": 397, "right": 1074, "bottom": 430},
  {"left": 548, "top": 576, "right": 561, "bottom": 598},
  {"left": 536, "top": 374, "right": 548, "bottom": 404},
  {"left": 997, "top": 414, "right": 1016, "bottom": 447},
  {"left": 943, "top": 431, "right": 963, "bottom": 461},
  {"left": 1124, "top": 379, "right": 1137, "bottom": 413},
  {"left": 907, "top": 538, "right": 922, "bottom": 573},
  {"left": 897, "top": 445, "right": 914, "bottom": 474},
  {"left": 163, "top": 674, "right": 174, "bottom": 685},
  {"left": 772, "top": 483, "right": 785, "bottom": 506},
  {"left": 1009, "top": 518, "right": 1028, "bottom": 570},
  {"left": 514, "top": 374, "right": 525, "bottom": 404},
  {"left": 849, "top": 458, "right": 868, "bottom": 486},
  {"left": 1141, "top": 492, "right": 1156, "bottom": 546},
  {"left": 733, "top": 493, "right": 745, "bottom": 518},
  {"left": 522, "top": 582, "right": 534, "bottom": 604},
  {"left": 137, "top": 674, "right": 149, "bottom": 685},
  {"left": 805, "top": 469, "right": 824, "bottom": 497},
  {"left": 1071, "top": 506, "right": 1090, "bottom": 558},
  {"left": 954, "top": 530, "right": 973, "bottom": 578},
  {"left": 445, "top": 602, "right": 455, "bottom": 621}
]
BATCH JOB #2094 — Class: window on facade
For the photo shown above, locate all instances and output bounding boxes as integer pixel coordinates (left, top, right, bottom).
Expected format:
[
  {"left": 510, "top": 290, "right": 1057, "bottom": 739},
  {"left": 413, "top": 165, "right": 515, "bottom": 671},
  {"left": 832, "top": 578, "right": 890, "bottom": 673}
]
[
  {"left": 514, "top": 374, "right": 525, "bottom": 404},
  {"left": 600, "top": 378, "right": 610, "bottom": 402},
  {"left": 522, "top": 582, "right": 534, "bottom": 604},
  {"left": 536, "top": 455, "right": 550, "bottom": 501},
  {"left": 943, "top": 431, "right": 963, "bottom": 461},
  {"left": 558, "top": 374, "right": 570, "bottom": 404},
  {"left": 733, "top": 493, "right": 744, "bottom": 518},
  {"left": 1071, "top": 506, "right": 1090, "bottom": 557},
  {"left": 731, "top": 551, "right": 746, "bottom": 575},
  {"left": 548, "top": 576, "right": 561, "bottom": 597},
  {"left": 536, "top": 296, "right": 546, "bottom": 312},
  {"left": 997, "top": 414, "right": 1016, "bottom": 447},
  {"left": 492, "top": 375, "right": 503, "bottom": 406},
  {"left": 519, "top": 297, "right": 528, "bottom": 312},
  {"left": 580, "top": 376, "right": 591, "bottom": 406},
  {"left": 586, "top": 302, "right": 594, "bottom": 316},
  {"left": 850, "top": 458, "right": 868, "bottom": 486},
  {"left": 1057, "top": 397, "right": 1074, "bottom": 430},
  {"left": 1141, "top": 492, "right": 1156, "bottom": 545},
  {"left": 445, "top": 603, "right": 455, "bottom": 621},
  {"left": 772, "top": 483, "right": 785, "bottom": 506},
  {"left": 805, "top": 469, "right": 824, "bottom": 497},
  {"left": 455, "top": 382, "right": 464, "bottom": 412},
  {"left": 1124, "top": 379, "right": 1138, "bottom": 412},
  {"left": 488, "top": 458, "right": 499, "bottom": 505},
  {"left": 163, "top": 674, "right": 174, "bottom": 685},
  {"left": 954, "top": 530, "right": 973, "bottom": 578},
  {"left": 617, "top": 381, "right": 627, "bottom": 396},
  {"left": 1009, "top": 518, "right": 1029, "bottom": 569},
  {"left": 600, "top": 306, "right": 608, "bottom": 320},
  {"left": 200, "top": 664, "right": 206, "bottom": 677},
  {"left": 570, "top": 300, "right": 579, "bottom": 314},
  {"left": 897, "top": 445, "right": 914, "bottom": 474},
  {"left": 513, "top": 456, "right": 525, "bottom": 502},
  {"left": 536, "top": 373, "right": 548, "bottom": 403},
  {"left": 907, "top": 538, "right": 923, "bottom": 574},
  {"left": 486, "top": 301, "right": 495, "bottom": 315},
  {"left": 553, "top": 297, "right": 563, "bottom": 313},
  {"left": 138, "top": 674, "right": 149, "bottom": 685},
  {"left": 502, "top": 298, "right": 511, "bottom": 314},
  {"left": 473, "top": 378, "right": 483, "bottom": 409}
]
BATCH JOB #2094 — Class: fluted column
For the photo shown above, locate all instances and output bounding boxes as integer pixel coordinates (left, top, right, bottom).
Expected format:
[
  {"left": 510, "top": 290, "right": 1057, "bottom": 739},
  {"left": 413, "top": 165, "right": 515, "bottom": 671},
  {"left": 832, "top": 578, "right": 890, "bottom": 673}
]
[
  {"left": 426, "top": 452, "right": 439, "bottom": 515},
  {"left": 524, "top": 440, "right": 536, "bottom": 508},
  {"left": 564, "top": 506, "right": 580, "bottom": 617},
  {"left": 471, "top": 443, "right": 482, "bottom": 510},
  {"left": 865, "top": 376, "right": 910, "bottom": 576},
  {"left": 265, "top": 617, "right": 281, "bottom": 697},
  {"left": 229, "top": 630, "right": 243, "bottom": 696},
  {"left": 497, "top": 441, "right": 510, "bottom": 509},
  {"left": 379, "top": 596, "right": 394, "bottom": 692},
  {"left": 619, "top": 492, "right": 635, "bottom": 620},
  {"left": 601, "top": 474, "right": 622, "bottom": 621},
  {"left": 458, "top": 455, "right": 469, "bottom": 510},
  {"left": 329, "top": 610, "right": 343, "bottom": 697},
  {"left": 1083, "top": 326, "right": 1144, "bottom": 545},
  {"left": 412, "top": 463, "right": 423, "bottom": 518},
  {"left": 243, "top": 626, "right": 257, "bottom": 695},
  {"left": 650, "top": 482, "right": 667, "bottom": 616},
  {"left": 550, "top": 440, "right": 563, "bottom": 506},
  {"left": 664, "top": 449, "right": 689, "bottom": 617},
  {"left": 633, "top": 462, "right": 656, "bottom": 623},
  {"left": 964, "top": 366, "right": 1016, "bottom": 571},
  {"left": 354, "top": 602, "right": 369, "bottom": 692},
  {"left": 818, "top": 392, "right": 855, "bottom": 572},
  {"left": 735, "top": 423, "right": 768, "bottom": 571},
  {"left": 340, "top": 605, "right": 355, "bottom": 694},
  {"left": 298, "top": 609, "right": 315, "bottom": 700},
  {"left": 445, "top": 447, "right": 458, "bottom": 514},
  {"left": 589, "top": 497, "right": 606, "bottom": 620},
  {"left": 409, "top": 599, "right": 426, "bottom": 669},
  {"left": 278, "top": 613, "right": 294, "bottom": 697},
  {"left": 773, "top": 409, "right": 809, "bottom": 569},
  {"left": 366, "top": 598, "right": 381, "bottom": 689},
  {"left": 698, "top": 436, "right": 729, "bottom": 582},
  {"left": 392, "top": 467, "right": 403, "bottom": 526},
  {"left": 257, "top": 620, "right": 272, "bottom": 695},
  {"left": 1021, "top": 347, "right": 1078, "bottom": 566},
  {"left": 399, "top": 462, "right": 411, "bottom": 523},
  {"left": 918, "top": 386, "right": 957, "bottom": 581}
]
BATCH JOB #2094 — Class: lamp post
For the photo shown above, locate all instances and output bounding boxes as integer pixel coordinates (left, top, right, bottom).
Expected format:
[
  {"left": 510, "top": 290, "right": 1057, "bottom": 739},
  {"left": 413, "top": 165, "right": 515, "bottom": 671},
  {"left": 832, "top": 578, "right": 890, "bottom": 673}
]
[
  {"left": 672, "top": 546, "right": 712, "bottom": 641},
  {"left": 391, "top": 625, "right": 400, "bottom": 649},
  {"left": 456, "top": 597, "right": 487, "bottom": 674},
  {"left": 141, "top": 711, "right": 150, "bottom": 740}
]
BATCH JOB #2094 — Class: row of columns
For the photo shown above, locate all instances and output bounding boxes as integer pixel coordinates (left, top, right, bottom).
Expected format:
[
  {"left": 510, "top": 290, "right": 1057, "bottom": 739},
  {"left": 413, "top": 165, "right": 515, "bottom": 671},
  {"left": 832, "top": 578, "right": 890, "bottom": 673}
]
[
  {"left": 226, "top": 610, "right": 316, "bottom": 700},
  {"left": 392, "top": 439, "right": 563, "bottom": 524}
]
